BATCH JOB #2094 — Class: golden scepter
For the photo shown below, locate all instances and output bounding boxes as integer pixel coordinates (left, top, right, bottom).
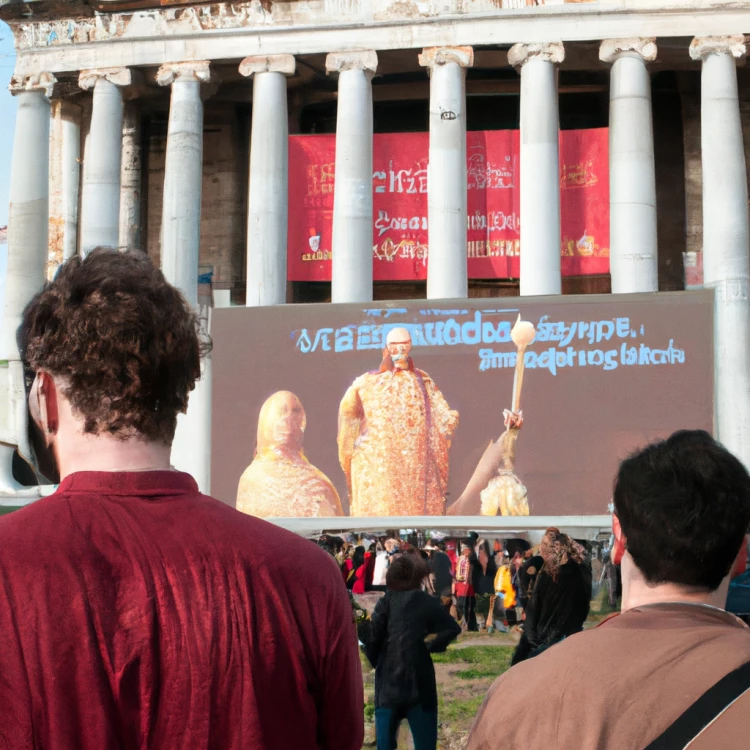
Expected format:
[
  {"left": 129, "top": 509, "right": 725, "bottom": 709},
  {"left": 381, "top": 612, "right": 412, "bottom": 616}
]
[{"left": 479, "top": 315, "right": 536, "bottom": 516}]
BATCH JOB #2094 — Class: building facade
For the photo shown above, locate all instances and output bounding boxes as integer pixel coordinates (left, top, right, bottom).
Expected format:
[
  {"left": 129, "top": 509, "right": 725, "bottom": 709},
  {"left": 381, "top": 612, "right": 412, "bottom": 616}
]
[{"left": 1, "top": 0, "right": 750, "bottom": 498}]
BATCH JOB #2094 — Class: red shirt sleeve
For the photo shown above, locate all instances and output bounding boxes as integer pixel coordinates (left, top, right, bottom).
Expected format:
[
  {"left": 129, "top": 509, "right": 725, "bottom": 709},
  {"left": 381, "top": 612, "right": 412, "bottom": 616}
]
[{"left": 317, "top": 557, "right": 364, "bottom": 750}]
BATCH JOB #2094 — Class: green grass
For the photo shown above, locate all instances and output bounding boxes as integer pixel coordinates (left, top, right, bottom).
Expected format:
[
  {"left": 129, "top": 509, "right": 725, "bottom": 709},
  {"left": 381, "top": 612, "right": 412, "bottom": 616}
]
[
  {"left": 438, "top": 693, "right": 486, "bottom": 724},
  {"left": 431, "top": 645, "right": 513, "bottom": 676},
  {"left": 364, "top": 698, "right": 375, "bottom": 723}
]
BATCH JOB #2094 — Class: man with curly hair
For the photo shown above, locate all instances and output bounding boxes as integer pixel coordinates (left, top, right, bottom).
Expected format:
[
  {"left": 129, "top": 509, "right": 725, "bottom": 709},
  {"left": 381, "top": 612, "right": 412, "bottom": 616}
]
[{"left": 0, "top": 249, "right": 363, "bottom": 750}]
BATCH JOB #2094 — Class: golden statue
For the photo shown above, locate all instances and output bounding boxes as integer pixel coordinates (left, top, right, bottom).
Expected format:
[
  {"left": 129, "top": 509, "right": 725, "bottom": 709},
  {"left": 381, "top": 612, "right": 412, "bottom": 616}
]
[
  {"left": 337, "top": 327, "right": 459, "bottom": 516},
  {"left": 448, "top": 315, "right": 536, "bottom": 517},
  {"left": 236, "top": 391, "right": 344, "bottom": 518}
]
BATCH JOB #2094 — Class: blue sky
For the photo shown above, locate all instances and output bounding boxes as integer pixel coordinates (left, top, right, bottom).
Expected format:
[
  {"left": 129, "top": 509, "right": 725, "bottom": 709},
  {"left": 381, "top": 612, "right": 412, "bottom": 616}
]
[
  {"left": 0, "top": 21, "right": 17, "bottom": 310},
  {"left": 1, "top": 21, "right": 16, "bottom": 227}
]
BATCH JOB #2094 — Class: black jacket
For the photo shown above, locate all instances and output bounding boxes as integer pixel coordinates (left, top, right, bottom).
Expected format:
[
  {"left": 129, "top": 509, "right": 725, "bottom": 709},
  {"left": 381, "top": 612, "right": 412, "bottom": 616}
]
[
  {"left": 363, "top": 589, "right": 461, "bottom": 711},
  {"left": 513, "top": 559, "right": 590, "bottom": 664},
  {"left": 472, "top": 558, "right": 497, "bottom": 596}
]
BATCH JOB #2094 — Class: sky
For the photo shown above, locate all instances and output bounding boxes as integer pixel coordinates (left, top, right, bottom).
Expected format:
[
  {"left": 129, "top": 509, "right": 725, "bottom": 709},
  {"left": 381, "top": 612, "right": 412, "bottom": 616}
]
[{"left": 0, "top": 20, "right": 17, "bottom": 311}]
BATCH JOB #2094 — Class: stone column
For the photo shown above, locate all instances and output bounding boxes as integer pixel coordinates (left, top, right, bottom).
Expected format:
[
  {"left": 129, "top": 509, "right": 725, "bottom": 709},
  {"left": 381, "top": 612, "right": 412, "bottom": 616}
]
[
  {"left": 600, "top": 38, "right": 658, "bottom": 294},
  {"left": 326, "top": 51, "right": 378, "bottom": 304},
  {"left": 419, "top": 47, "right": 473, "bottom": 300},
  {"left": 157, "top": 62, "right": 211, "bottom": 309},
  {"left": 78, "top": 67, "right": 131, "bottom": 254},
  {"left": 0, "top": 73, "right": 55, "bottom": 492},
  {"left": 240, "top": 55, "right": 295, "bottom": 306},
  {"left": 690, "top": 36, "right": 750, "bottom": 467},
  {"left": 509, "top": 43, "right": 565, "bottom": 297},
  {"left": 119, "top": 102, "right": 142, "bottom": 250},
  {"left": 155, "top": 62, "right": 212, "bottom": 492},
  {"left": 48, "top": 99, "right": 81, "bottom": 277}
]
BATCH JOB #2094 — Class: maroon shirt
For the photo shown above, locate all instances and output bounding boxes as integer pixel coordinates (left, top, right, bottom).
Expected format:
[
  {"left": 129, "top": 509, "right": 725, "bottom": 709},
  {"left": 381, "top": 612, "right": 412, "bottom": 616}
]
[{"left": 0, "top": 471, "right": 363, "bottom": 750}]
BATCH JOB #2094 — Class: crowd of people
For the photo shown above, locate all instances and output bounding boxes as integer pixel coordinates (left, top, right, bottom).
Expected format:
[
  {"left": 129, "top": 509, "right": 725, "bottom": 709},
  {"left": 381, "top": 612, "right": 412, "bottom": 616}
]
[
  {"left": 0, "top": 248, "right": 749, "bottom": 750},
  {"left": 326, "top": 527, "right": 593, "bottom": 664}
]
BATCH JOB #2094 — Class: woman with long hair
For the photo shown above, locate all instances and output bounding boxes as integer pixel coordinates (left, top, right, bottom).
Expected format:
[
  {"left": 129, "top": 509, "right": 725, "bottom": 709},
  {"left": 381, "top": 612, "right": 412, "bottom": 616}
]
[
  {"left": 363, "top": 553, "right": 461, "bottom": 750},
  {"left": 511, "top": 528, "right": 590, "bottom": 665}
]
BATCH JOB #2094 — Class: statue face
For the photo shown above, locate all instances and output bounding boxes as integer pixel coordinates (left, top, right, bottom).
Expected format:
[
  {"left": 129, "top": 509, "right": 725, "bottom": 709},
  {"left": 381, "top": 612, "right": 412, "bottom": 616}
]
[
  {"left": 386, "top": 327, "right": 412, "bottom": 368},
  {"left": 257, "top": 391, "right": 306, "bottom": 453}
]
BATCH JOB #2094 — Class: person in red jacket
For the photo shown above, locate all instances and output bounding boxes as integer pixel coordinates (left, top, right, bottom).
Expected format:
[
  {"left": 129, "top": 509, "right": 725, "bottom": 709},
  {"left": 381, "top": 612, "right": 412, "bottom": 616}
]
[
  {"left": 354, "top": 545, "right": 378, "bottom": 594},
  {"left": 0, "top": 248, "right": 364, "bottom": 750}
]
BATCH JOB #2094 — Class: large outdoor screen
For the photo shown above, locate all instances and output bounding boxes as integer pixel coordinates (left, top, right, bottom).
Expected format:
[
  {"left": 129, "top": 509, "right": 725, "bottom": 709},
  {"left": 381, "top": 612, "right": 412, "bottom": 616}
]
[{"left": 211, "top": 292, "right": 713, "bottom": 520}]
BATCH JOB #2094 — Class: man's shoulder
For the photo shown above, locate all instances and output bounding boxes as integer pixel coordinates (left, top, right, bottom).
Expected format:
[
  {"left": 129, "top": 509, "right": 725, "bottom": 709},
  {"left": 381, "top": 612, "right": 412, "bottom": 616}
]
[
  {"left": 198, "top": 498, "right": 343, "bottom": 581},
  {"left": 473, "top": 609, "right": 750, "bottom": 748},
  {"left": 0, "top": 493, "right": 75, "bottom": 547}
]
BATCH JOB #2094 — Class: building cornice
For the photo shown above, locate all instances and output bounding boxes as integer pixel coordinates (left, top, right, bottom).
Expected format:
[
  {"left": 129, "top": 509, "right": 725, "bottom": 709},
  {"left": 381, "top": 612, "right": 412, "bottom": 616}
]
[{"left": 5, "top": 2, "right": 750, "bottom": 77}]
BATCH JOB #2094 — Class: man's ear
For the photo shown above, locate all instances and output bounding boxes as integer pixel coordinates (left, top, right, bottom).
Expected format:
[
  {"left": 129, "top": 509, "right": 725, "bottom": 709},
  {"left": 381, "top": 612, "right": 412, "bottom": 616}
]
[
  {"left": 612, "top": 514, "right": 626, "bottom": 566},
  {"left": 37, "top": 371, "right": 59, "bottom": 435},
  {"left": 732, "top": 535, "right": 749, "bottom": 578}
]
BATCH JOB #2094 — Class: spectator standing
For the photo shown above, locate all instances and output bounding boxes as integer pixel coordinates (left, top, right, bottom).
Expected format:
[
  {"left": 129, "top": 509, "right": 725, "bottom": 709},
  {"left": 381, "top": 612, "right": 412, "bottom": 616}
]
[
  {"left": 473, "top": 539, "right": 498, "bottom": 632},
  {"left": 0, "top": 249, "right": 363, "bottom": 750},
  {"left": 427, "top": 543, "right": 454, "bottom": 612},
  {"left": 511, "top": 528, "right": 590, "bottom": 665},
  {"left": 353, "top": 545, "right": 377, "bottom": 594},
  {"left": 517, "top": 549, "right": 543, "bottom": 614},
  {"left": 454, "top": 542, "right": 476, "bottom": 630},
  {"left": 492, "top": 551, "right": 515, "bottom": 633},
  {"left": 344, "top": 545, "right": 365, "bottom": 590},
  {"left": 372, "top": 539, "right": 389, "bottom": 591},
  {"left": 510, "top": 551, "right": 524, "bottom": 621},
  {"left": 469, "top": 430, "right": 750, "bottom": 748},
  {"left": 363, "top": 554, "right": 461, "bottom": 750}
]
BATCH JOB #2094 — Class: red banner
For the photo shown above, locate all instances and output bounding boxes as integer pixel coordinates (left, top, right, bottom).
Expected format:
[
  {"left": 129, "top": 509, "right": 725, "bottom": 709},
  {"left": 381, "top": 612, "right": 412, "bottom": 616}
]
[{"left": 288, "top": 128, "right": 609, "bottom": 281}]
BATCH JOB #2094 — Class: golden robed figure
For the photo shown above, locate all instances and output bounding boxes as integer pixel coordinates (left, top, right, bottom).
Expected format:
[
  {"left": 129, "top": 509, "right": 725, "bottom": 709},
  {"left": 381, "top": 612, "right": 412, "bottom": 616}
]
[
  {"left": 236, "top": 391, "right": 344, "bottom": 518},
  {"left": 337, "top": 327, "right": 459, "bottom": 517}
]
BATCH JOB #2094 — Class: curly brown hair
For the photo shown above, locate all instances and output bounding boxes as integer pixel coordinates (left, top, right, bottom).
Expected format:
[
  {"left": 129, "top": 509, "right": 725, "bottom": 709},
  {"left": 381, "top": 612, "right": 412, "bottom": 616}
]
[{"left": 21, "top": 248, "right": 209, "bottom": 443}]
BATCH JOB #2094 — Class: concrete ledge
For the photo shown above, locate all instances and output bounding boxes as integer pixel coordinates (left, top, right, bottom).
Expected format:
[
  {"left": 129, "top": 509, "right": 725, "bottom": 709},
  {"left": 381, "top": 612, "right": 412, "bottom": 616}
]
[
  {"left": 8, "top": 6, "right": 750, "bottom": 76},
  {"left": 265, "top": 515, "right": 613, "bottom": 538}
]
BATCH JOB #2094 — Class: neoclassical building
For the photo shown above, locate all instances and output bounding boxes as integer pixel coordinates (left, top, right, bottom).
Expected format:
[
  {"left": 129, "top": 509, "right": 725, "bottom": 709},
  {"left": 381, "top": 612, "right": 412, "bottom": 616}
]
[{"left": 1, "top": 0, "right": 749, "bottom": 503}]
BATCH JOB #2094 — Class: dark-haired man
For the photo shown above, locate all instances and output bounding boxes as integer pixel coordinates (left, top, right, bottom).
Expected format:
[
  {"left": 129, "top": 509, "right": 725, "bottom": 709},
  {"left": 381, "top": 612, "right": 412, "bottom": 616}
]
[
  {"left": 469, "top": 430, "right": 750, "bottom": 749},
  {"left": 0, "top": 249, "right": 363, "bottom": 750}
]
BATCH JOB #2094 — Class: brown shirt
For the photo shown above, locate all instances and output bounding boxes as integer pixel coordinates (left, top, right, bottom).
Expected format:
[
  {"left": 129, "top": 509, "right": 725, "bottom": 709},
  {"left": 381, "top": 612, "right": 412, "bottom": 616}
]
[{"left": 468, "top": 603, "right": 750, "bottom": 749}]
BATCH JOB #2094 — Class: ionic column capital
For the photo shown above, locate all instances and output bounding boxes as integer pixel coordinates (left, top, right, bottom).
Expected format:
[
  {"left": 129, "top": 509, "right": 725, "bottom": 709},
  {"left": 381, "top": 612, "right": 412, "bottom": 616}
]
[
  {"left": 239, "top": 54, "right": 296, "bottom": 78},
  {"left": 690, "top": 36, "right": 747, "bottom": 62},
  {"left": 419, "top": 46, "right": 474, "bottom": 71},
  {"left": 599, "top": 38, "right": 657, "bottom": 64},
  {"left": 79, "top": 67, "right": 133, "bottom": 90},
  {"left": 156, "top": 61, "right": 212, "bottom": 86},
  {"left": 9, "top": 71, "right": 56, "bottom": 98},
  {"left": 326, "top": 50, "right": 378, "bottom": 75},
  {"left": 508, "top": 42, "right": 565, "bottom": 69}
]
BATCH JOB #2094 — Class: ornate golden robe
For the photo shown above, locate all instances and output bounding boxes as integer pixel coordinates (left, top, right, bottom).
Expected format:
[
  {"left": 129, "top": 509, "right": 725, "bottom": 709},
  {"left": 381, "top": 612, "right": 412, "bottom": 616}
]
[
  {"left": 338, "top": 366, "right": 459, "bottom": 516},
  {"left": 236, "top": 447, "right": 344, "bottom": 518}
]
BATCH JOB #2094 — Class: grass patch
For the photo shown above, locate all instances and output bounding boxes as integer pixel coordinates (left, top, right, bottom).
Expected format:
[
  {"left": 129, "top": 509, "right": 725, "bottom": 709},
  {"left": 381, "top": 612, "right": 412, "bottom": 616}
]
[
  {"left": 432, "top": 645, "right": 513, "bottom": 667},
  {"left": 433, "top": 645, "right": 513, "bottom": 680},
  {"left": 438, "top": 693, "right": 486, "bottom": 724}
]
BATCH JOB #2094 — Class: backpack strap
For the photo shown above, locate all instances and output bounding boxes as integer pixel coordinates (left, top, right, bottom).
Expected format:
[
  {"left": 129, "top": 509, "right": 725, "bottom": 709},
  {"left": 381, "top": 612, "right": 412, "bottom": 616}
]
[{"left": 645, "top": 659, "right": 750, "bottom": 749}]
